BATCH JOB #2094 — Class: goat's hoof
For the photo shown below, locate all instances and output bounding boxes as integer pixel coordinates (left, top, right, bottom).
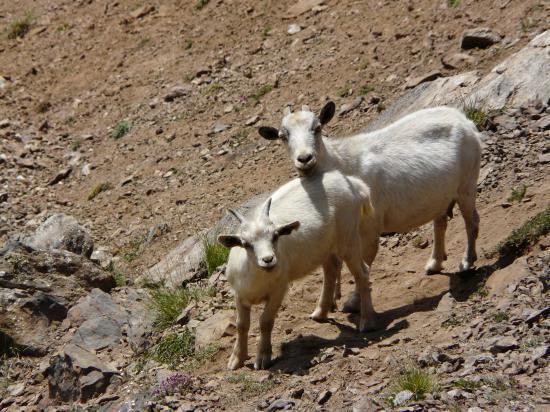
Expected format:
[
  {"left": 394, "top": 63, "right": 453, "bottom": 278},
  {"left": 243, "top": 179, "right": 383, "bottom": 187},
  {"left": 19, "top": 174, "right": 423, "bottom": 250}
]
[
  {"left": 425, "top": 259, "right": 443, "bottom": 274},
  {"left": 359, "top": 319, "right": 379, "bottom": 333},
  {"left": 254, "top": 353, "right": 272, "bottom": 370},
  {"left": 342, "top": 296, "right": 361, "bottom": 313},
  {"left": 227, "top": 354, "right": 245, "bottom": 370},
  {"left": 458, "top": 260, "right": 475, "bottom": 272},
  {"left": 310, "top": 308, "right": 329, "bottom": 322}
]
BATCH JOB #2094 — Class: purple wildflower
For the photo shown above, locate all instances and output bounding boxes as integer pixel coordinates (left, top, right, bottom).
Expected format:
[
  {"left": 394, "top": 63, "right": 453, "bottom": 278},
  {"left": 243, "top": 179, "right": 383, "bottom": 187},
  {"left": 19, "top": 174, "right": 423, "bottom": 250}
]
[{"left": 152, "top": 372, "right": 192, "bottom": 397}]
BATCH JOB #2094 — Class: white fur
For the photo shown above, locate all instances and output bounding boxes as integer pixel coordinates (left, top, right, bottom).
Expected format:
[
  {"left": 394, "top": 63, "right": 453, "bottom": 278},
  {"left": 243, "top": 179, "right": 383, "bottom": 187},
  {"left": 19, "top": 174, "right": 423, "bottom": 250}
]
[
  {"left": 221, "top": 170, "right": 376, "bottom": 370},
  {"left": 272, "top": 105, "right": 482, "bottom": 311}
]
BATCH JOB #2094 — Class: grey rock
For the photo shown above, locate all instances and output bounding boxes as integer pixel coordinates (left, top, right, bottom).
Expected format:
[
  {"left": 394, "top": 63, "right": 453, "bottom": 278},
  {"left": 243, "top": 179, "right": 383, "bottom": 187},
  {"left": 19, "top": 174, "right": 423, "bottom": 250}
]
[
  {"left": 486, "top": 336, "right": 519, "bottom": 354},
  {"left": 538, "top": 153, "right": 550, "bottom": 164},
  {"left": 90, "top": 247, "right": 113, "bottom": 269},
  {"left": 393, "top": 390, "right": 414, "bottom": 406},
  {"left": 48, "top": 167, "right": 72, "bottom": 186},
  {"left": 164, "top": 85, "right": 192, "bottom": 102},
  {"left": 365, "top": 31, "right": 550, "bottom": 132},
  {"left": 195, "top": 310, "right": 235, "bottom": 350},
  {"left": 20, "top": 291, "right": 68, "bottom": 321},
  {"left": 212, "top": 123, "right": 230, "bottom": 133},
  {"left": 24, "top": 214, "right": 94, "bottom": 258},
  {"left": 534, "top": 115, "right": 550, "bottom": 130},
  {"left": 47, "top": 344, "right": 118, "bottom": 402},
  {"left": 317, "top": 389, "right": 332, "bottom": 405},
  {"left": 531, "top": 345, "right": 549, "bottom": 362},
  {"left": 352, "top": 396, "right": 379, "bottom": 412},
  {"left": 72, "top": 317, "right": 122, "bottom": 350},
  {"left": 287, "top": 24, "right": 302, "bottom": 35},
  {"left": 460, "top": 27, "right": 502, "bottom": 49},
  {"left": 146, "top": 222, "right": 170, "bottom": 244},
  {"left": 436, "top": 292, "right": 456, "bottom": 312},
  {"left": 404, "top": 70, "right": 442, "bottom": 89},
  {"left": 266, "top": 398, "right": 295, "bottom": 411},
  {"left": 7, "top": 382, "right": 25, "bottom": 397},
  {"left": 0, "top": 192, "right": 8, "bottom": 203},
  {"left": 525, "top": 306, "right": 550, "bottom": 324},
  {"left": 338, "top": 97, "right": 363, "bottom": 116},
  {"left": 492, "top": 114, "right": 518, "bottom": 130},
  {"left": 441, "top": 52, "right": 475, "bottom": 69}
]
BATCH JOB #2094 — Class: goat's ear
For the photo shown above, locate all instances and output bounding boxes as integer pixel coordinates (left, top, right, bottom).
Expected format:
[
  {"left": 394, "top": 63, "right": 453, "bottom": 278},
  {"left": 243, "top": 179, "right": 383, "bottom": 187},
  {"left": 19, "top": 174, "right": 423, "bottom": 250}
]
[
  {"left": 258, "top": 126, "right": 279, "bottom": 140},
  {"left": 319, "top": 101, "right": 335, "bottom": 125},
  {"left": 218, "top": 234, "right": 243, "bottom": 248},
  {"left": 277, "top": 221, "right": 300, "bottom": 237}
]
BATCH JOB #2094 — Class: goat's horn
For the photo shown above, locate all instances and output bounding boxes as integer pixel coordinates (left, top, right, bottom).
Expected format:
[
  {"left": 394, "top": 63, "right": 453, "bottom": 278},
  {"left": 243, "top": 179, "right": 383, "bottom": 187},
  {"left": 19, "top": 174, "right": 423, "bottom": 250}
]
[
  {"left": 262, "top": 198, "right": 272, "bottom": 218},
  {"left": 283, "top": 106, "right": 291, "bottom": 115},
  {"left": 228, "top": 208, "right": 245, "bottom": 223},
  {"left": 301, "top": 105, "right": 310, "bottom": 112}
]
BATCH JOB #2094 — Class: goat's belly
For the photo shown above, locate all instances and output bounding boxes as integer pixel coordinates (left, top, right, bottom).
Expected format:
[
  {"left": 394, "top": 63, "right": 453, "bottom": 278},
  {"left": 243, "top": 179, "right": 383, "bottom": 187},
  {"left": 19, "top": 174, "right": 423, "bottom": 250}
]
[{"left": 382, "top": 198, "right": 453, "bottom": 232}]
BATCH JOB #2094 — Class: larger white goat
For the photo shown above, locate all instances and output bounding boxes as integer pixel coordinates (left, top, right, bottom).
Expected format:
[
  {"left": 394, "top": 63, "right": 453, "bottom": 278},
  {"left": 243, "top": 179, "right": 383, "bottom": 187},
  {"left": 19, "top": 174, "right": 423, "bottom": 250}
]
[
  {"left": 259, "top": 103, "right": 482, "bottom": 311},
  {"left": 218, "top": 170, "right": 374, "bottom": 370}
]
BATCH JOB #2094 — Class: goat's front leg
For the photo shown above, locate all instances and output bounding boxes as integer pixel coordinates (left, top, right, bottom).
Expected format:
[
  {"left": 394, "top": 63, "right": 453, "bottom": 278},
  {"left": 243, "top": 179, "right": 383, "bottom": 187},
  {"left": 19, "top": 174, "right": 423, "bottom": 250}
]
[
  {"left": 311, "top": 255, "right": 339, "bottom": 321},
  {"left": 345, "top": 254, "right": 377, "bottom": 332},
  {"left": 255, "top": 286, "right": 286, "bottom": 370},
  {"left": 425, "top": 214, "right": 448, "bottom": 274},
  {"left": 228, "top": 297, "right": 251, "bottom": 370}
]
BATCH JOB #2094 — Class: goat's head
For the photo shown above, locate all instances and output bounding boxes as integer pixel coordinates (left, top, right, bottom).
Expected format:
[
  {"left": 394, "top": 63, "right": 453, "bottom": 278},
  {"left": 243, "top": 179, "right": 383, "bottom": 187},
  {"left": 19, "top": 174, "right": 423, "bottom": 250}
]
[
  {"left": 218, "top": 198, "right": 300, "bottom": 271},
  {"left": 258, "top": 101, "right": 335, "bottom": 175}
]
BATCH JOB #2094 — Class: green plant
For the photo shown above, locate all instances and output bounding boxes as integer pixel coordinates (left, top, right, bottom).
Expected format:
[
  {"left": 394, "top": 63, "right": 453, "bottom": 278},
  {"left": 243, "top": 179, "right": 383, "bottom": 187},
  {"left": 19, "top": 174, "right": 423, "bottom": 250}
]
[
  {"left": 122, "top": 236, "right": 145, "bottom": 262},
  {"left": 231, "top": 129, "right": 248, "bottom": 145},
  {"left": 497, "top": 207, "right": 550, "bottom": 258},
  {"left": 462, "top": 98, "right": 491, "bottom": 130},
  {"left": 151, "top": 331, "right": 195, "bottom": 368},
  {"left": 108, "top": 263, "right": 127, "bottom": 287},
  {"left": 507, "top": 185, "right": 527, "bottom": 203},
  {"left": 448, "top": 0, "right": 460, "bottom": 7},
  {"left": 249, "top": 84, "right": 273, "bottom": 103},
  {"left": 358, "top": 84, "right": 374, "bottom": 95},
  {"left": 88, "top": 182, "right": 112, "bottom": 200},
  {"left": 36, "top": 101, "right": 51, "bottom": 113},
  {"left": 112, "top": 121, "right": 132, "bottom": 140},
  {"left": 203, "top": 235, "right": 230, "bottom": 276},
  {"left": 7, "top": 12, "right": 33, "bottom": 39},
  {"left": 261, "top": 26, "right": 272, "bottom": 39},
  {"left": 150, "top": 330, "right": 217, "bottom": 369},
  {"left": 442, "top": 316, "right": 461, "bottom": 328},
  {"left": 474, "top": 286, "right": 489, "bottom": 298},
  {"left": 57, "top": 22, "right": 70, "bottom": 32},
  {"left": 196, "top": 0, "right": 209, "bottom": 10},
  {"left": 201, "top": 82, "right": 223, "bottom": 96},
  {"left": 336, "top": 87, "right": 348, "bottom": 98},
  {"left": 185, "top": 39, "right": 193, "bottom": 49},
  {"left": 149, "top": 287, "right": 193, "bottom": 329},
  {"left": 376, "top": 102, "right": 386, "bottom": 112},
  {"left": 227, "top": 374, "right": 274, "bottom": 397},
  {"left": 71, "top": 139, "right": 82, "bottom": 151},
  {"left": 454, "top": 378, "right": 481, "bottom": 391},
  {"left": 493, "top": 311, "right": 509, "bottom": 323},
  {"left": 358, "top": 60, "right": 369, "bottom": 70},
  {"left": 390, "top": 364, "right": 437, "bottom": 402}
]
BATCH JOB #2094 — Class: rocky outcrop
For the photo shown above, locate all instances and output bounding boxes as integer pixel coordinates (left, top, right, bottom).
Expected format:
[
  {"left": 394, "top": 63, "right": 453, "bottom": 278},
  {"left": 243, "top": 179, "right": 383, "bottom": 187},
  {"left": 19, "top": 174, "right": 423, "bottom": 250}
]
[
  {"left": 366, "top": 30, "right": 550, "bottom": 131},
  {"left": 22, "top": 213, "right": 94, "bottom": 258}
]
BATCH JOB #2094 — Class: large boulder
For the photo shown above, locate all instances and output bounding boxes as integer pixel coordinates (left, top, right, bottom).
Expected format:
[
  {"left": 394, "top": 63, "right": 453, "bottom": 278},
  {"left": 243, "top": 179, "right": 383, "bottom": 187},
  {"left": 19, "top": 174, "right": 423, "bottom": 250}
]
[
  {"left": 47, "top": 344, "right": 119, "bottom": 403},
  {"left": 23, "top": 213, "right": 94, "bottom": 258},
  {"left": 144, "top": 193, "right": 268, "bottom": 287},
  {"left": 366, "top": 30, "right": 550, "bottom": 131}
]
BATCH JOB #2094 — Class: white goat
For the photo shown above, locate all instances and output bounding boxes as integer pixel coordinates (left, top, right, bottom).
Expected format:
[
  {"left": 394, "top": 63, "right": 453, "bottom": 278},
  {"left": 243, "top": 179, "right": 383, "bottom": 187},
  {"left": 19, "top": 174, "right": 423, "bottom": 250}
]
[
  {"left": 218, "top": 170, "right": 375, "bottom": 370},
  {"left": 259, "top": 103, "right": 482, "bottom": 312}
]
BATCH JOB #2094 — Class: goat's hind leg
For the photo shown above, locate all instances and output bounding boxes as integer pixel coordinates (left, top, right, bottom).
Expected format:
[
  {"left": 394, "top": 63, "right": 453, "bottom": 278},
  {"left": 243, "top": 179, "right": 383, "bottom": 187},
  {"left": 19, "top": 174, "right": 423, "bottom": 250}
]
[
  {"left": 425, "top": 213, "right": 449, "bottom": 274},
  {"left": 458, "top": 192, "right": 479, "bottom": 272},
  {"left": 345, "top": 254, "right": 377, "bottom": 332}
]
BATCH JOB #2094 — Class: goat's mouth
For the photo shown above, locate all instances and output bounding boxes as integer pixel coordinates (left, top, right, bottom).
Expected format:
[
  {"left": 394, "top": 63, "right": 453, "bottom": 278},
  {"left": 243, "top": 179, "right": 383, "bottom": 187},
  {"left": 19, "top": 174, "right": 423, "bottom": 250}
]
[
  {"left": 295, "top": 160, "right": 317, "bottom": 175},
  {"left": 259, "top": 263, "right": 277, "bottom": 271}
]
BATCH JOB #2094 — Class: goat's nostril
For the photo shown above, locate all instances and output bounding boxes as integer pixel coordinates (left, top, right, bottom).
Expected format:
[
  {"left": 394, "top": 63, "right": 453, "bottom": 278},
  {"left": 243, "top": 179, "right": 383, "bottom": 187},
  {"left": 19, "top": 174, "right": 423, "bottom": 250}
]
[
  {"left": 262, "top": 255, "right": 274, "bottom": 263},
  {"left": 297, "top": 154, "right": 313, "bottom": 164}
]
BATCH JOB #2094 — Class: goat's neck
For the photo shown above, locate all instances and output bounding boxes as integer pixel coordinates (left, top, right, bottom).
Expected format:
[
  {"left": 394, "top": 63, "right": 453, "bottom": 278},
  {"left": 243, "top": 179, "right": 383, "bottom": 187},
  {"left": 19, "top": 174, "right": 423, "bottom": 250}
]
[{"left": 318, "top": 136, "right": 347, "bottom": 172}]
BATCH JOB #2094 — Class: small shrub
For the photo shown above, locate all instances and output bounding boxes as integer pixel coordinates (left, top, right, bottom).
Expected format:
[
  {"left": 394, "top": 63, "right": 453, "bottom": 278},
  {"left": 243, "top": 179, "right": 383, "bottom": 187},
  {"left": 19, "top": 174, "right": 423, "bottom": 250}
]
[
  {"left": 112, "top": 121, "right": 132, "bottom": 140},
  {"left": 150, "top": 331, "right": 195, "bottom": 368},
  {"left": 196, "top": 0, "right": 209, "bottom": 9},
  {"left": 108, "top": 263, "right": 127, "bottom": 287},
  {"left": 358, "top": 60, "right": 369, "bottom": 70},
  {"left": 88, "top": 182, "right": 112, "bottom": 200},
  {"left": 376, "top": 102, "right": 386, "bottom": 112},
  {"left": 494, "top": 311, "right": 509, "bottom": 323},
  {"left": 70, "top": 139, "right": 82, "bottom": 151},
  {"left": 150, "top": 330, "right": 217, "bottom": 369},
  {"left": 227, "top": 374, "right": 274, "bottom": 397},
  {"left": 474, "top": 286, "right": 489, "bottom": 298},
  {"left": 507, "top": 185, "right": 527, "bottom": 203},
  {"left": 122, "top": 236, "right": 145, "bottom": 262},
  {"left": 36, "top": 101, "right": 51, "bottom": 113},
  {"left": 462, "top": 99, "right": 491, "bottom": 130},
  {"left": 7, "top": 12, "right": 33, "bottom": 39},
  {"left": 185, "top": 39, "right": 193, "bottom": 49},
  {"left": 249, "top": 84, "right": 273, "bottom": 103},
  {"left": 335, "top": 87, "right": 348, "bottom": 98},
  {"left": 358, "top": 84, "right": 374, "bottom": 95},
  {"left": 201, "top": 82, "right": 223, "bottom": 96},
  {"left": 203, "top": 235, "right": 230, "bottom": 276},
  {"left": 497, "top": 207, "right": 550, "bottom": 258},
  {"left": 261, "top": 26, "right": 271, "bottom": 39},
  {"left": 454, "top": 378, "right": 481, "bottom": 391},
  {"left": 390, "top": 364, "right": 437, "bottom": 402},
  {"left": 448, "top": 0, "right": 460, "bottom": 7},
  {"left": 149, "top": 287, "right": 193, "bottom": 329},
  {"left": 57, "top": 22, "right": 70, "bottom": 32}
]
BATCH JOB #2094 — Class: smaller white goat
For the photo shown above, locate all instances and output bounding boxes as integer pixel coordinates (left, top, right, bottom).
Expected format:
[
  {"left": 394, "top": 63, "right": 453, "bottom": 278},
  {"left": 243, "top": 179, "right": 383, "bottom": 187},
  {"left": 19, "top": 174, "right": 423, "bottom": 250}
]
[{"left": 219, "top": 170, "right": 375, "bottom": 370}]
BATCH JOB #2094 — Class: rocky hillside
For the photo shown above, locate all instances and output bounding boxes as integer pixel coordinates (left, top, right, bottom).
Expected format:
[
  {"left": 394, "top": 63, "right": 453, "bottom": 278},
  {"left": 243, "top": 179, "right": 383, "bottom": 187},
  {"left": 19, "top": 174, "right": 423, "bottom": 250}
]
[{"left": 1, "top": 0, "right": 549, "bottom": 411}]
